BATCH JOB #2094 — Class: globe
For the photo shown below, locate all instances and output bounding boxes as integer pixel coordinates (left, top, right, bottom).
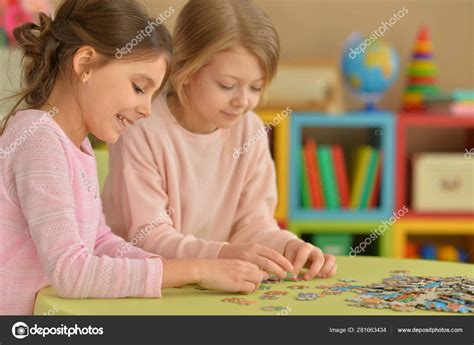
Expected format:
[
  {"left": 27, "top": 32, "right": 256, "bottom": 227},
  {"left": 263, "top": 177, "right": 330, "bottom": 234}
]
[{"left": 341, "top": 33, "right": 399, "bottom": 111}]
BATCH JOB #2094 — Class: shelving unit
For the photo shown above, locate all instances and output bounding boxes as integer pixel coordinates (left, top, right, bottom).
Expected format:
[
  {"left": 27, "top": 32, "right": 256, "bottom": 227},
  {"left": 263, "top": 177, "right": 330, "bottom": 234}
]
[
  {"left": 290, "top": 221, "right": 394, "bottom": 257},
  {"left": 394, "top": 113, "right": 474, "bottom": 262},
  {"left": 258, "top": 111, "right": 472, "bottom": 261},
  {"left": 285, "top": 112, "right": 395, "bottom": 258},
  {"left": 393, "top": 218, "right": 474, "bottom": 262},
  {"left": 257, "top": 109, "right": 290, "bottom": 225},
  {"left": 395, "top": 113, "right": 474, "bottom": 217},
  {"left": 289, "top": 112, "right": 395, "bottom": 221}
]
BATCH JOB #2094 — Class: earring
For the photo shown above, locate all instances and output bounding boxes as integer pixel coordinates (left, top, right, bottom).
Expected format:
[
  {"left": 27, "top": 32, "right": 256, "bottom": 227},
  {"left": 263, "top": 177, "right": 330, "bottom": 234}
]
[{"left": 82, "top": 73, "right": 89, "bottom": 84}]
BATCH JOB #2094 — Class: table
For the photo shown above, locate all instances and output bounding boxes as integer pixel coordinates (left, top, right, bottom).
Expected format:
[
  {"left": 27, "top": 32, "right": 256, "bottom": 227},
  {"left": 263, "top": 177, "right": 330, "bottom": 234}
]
[{"left": 34, "top": 256, "right": 474, "bottom": 315}]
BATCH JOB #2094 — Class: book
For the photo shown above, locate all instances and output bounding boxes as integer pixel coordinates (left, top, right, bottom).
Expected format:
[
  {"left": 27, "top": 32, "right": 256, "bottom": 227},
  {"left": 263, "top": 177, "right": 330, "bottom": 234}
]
[
  {"left": 369, "top": 153, "right": 382, "bottom": 208},
  {"left": 349, "top": 146, "right": 373, "bottom": 208},
  {"left": 300, "top": 148, "right": 311, "bottom": 208},
  {"left": 360, "top": 149, "right": 380, "bottom": 209},
  {"left": 304, "top": 139, "right": 324, "bottom": 208},
  {"left": 332, "top": 145, "right": 350, "bottom": 208},
  {"left": 317, "top": 145, "right": 339, "bottom": 209}
]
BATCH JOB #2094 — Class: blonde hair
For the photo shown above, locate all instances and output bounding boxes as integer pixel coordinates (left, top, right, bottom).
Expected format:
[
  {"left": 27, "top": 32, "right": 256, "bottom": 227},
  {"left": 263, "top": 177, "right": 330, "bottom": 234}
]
[{"left": 169, "top": 0, "right": 280, "bottom": 111}]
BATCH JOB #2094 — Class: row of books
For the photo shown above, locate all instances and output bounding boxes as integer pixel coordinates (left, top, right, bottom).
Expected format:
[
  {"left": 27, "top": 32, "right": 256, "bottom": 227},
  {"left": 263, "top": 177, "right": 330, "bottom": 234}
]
[{"left": 299, "top": 139, "right": 382, "bottom": 209}]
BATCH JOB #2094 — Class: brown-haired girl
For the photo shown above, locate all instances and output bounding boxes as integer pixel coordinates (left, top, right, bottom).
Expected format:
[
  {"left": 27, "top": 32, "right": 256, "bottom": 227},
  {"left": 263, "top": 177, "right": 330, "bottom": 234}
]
[
  {"left": 0, "top": 0, "right": 264, "bottom": 315},
  {"left": 104, "top": 0, "right": 337, "bottom": 282}
]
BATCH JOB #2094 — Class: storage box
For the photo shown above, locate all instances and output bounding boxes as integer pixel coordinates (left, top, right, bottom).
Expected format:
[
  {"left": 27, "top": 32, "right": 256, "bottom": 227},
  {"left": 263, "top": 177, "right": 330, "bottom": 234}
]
[
  {"left": 412, "top": 153, "right": 474, "bottom": 212},
  {"left": 311, "top": 233, "right": 353, "bottom": 256}
]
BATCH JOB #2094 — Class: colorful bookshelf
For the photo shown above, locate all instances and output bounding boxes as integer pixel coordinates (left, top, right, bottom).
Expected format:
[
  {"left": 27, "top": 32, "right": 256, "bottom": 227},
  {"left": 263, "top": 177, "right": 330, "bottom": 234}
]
[
  {"left": 394, "top": 113, "right": 474, "bottom": 262},
  {"left": 257, "top": 109, "right": 290, "bottom": 225},
  {"left": 289, "top": 112, "right": 395, "bottom": 221},
  {"left": 287, "top": 112, "right": 395, "bottom": 258}
]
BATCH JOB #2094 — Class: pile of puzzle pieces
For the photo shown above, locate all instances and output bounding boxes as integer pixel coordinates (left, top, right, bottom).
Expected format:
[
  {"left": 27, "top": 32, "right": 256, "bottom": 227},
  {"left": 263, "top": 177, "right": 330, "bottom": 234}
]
[
  {"left": 218, "top": 271, "right": 473, "bottom": 314},
  {"left": 343, "top": 271, "right": 473, "bottom": 313}
]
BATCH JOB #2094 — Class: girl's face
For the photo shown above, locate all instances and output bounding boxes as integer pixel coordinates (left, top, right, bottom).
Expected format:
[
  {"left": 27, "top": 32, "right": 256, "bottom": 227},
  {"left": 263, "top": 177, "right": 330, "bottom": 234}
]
[
  {"left": 79, "top": 56, "right": 167, "bottom": 143},
  {"left": 183, "top": 45, "right": 264, "bottom": 134}
]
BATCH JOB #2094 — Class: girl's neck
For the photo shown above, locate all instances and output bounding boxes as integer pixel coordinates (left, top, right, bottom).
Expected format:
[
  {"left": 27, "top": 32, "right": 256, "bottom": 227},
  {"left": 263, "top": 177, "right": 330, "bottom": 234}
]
[
  {"left": 40, "top": 80, "right": 89, "bottom": 149},
  {"left": 167, "top": 94, "right": 218, "bottom": 135}
]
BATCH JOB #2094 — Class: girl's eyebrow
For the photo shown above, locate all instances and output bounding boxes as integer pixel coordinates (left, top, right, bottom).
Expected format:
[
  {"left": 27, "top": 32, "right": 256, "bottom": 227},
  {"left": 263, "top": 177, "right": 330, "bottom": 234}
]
[{"left": 216, "top": 74, "right": 264, "bottom": 82}]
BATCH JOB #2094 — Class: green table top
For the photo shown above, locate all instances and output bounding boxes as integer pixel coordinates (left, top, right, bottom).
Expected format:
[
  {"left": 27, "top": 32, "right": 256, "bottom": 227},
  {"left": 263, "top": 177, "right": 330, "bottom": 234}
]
[{"left": 34, "top": 256, "right": 474, "bottom": 316}]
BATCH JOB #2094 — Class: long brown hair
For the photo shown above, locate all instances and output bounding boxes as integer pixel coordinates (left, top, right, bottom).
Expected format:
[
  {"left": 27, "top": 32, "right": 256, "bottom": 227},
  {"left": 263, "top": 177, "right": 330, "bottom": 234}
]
[{"left": 1, "top": 0, "right": 172, "bottom": 134}]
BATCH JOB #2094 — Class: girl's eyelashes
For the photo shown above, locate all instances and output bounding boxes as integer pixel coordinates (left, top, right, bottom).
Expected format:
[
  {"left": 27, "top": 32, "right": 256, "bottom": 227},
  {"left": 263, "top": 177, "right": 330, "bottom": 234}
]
[
  {"left": 218, "top": 83, "right": 262, "bottom": 92},
  {"left": 218, "top": 83, "right": 235, "bottom": 90},
  {"left": 132, "top": 82, "right": 145, "bottom": 94}
]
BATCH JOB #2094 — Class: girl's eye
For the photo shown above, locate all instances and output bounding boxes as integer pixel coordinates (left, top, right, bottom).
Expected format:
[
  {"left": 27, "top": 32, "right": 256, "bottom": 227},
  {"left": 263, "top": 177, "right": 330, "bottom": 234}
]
[
  {"left": 132, "top": 83, "right": 145, "bottom": 94},
  {"left": 250, "top": 86, "right": 262, "bottom": 92},
  {"left": 219, "top": 84, "right": 235, "bottom": 90}
]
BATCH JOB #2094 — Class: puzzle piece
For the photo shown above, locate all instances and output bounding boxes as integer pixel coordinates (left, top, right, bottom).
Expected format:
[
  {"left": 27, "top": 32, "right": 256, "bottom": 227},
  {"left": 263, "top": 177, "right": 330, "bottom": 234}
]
[
  {"left": 296, "top": 293, "right": 319, "bottom": 301},
  {"left": 338, "top": 278, "right": 358, "bottom": 283},
  {"left": 261, "top": 305, "right": 287, "bottom": 312},
  {"left": 221, "top": 297, "right": 256, "bottom": 306},
  {"left": 287, "top": 285, "right": 309, "bottom": 290},
  {"left": 260, "top": 290, "right": 288, "bottom": 300}
]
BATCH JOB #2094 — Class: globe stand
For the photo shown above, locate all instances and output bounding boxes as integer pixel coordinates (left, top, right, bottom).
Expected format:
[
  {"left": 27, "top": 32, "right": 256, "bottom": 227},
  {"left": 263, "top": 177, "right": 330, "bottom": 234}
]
[{"left": 364, "top": 102, "right": 377, "bottom": 112}]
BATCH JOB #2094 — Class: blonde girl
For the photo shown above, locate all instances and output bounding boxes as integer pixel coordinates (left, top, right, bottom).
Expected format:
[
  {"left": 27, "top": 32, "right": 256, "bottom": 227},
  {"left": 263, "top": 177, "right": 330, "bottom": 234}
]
[{"left": 103, "top": 0, "right": 337, "bottom": 282}]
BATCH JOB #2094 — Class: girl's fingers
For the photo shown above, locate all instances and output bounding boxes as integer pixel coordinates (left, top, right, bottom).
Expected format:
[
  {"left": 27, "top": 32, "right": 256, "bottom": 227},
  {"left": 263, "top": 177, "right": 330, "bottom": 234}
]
[
  {"left": 284, "top": 246, "right": 297, "bottom": 268},
  {"left": 319, "top": 263, "right": 338, "bottom": 279},
  {"left": 303, "top": 247, "right": 325, "bottom": 280},
  {"left": 292, "top": 243, "right": 314, "bottom": 276},
  {"left": 314, "top": 254, "right": 336, "bottom": 278},
  {"left": 242, "top": 261, "right": 264, "bottom": 284},
  {"left": 239, "top": 281, "right": 256, "bottom": 294},
  {"left": 255, "top": 256, "right": 286, "bottom": 278},
  {"left": 258, "top": 246, "right": 294, "bottom": 273},
  {"left": 328, "top": 263, "right": 338, "bottom": 277}
]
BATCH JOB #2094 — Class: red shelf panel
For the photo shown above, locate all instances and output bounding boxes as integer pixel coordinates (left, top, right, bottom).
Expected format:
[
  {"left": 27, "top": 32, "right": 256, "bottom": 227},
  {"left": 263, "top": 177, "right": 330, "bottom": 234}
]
[
  {"left": 398, "top": 113, "right": 474, "bottom": 127},
  {"left": 395, "top": 112, "right": 474, "bottom": 212},
  {"left": 403, "top": 213, "right": 474, "bottom": 220}
]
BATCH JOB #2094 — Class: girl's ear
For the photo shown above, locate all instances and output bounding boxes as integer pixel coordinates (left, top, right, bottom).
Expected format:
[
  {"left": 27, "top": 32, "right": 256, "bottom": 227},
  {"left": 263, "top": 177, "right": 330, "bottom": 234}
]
[{"left": 72, "top": 46, "right": 98, "bottom": 82}]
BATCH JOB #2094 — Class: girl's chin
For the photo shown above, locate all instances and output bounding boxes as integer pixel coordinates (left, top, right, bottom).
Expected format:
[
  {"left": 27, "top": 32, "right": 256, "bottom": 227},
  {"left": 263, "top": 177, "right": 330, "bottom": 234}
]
[{"left": 95, "top": 132, "right": 120, "bottom": 145}]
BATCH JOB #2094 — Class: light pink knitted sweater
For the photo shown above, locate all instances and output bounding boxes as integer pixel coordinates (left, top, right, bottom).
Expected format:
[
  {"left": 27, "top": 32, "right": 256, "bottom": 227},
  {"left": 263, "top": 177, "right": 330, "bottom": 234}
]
[{"left": 0, "top": 110, "right": 162, "bottom": 315}]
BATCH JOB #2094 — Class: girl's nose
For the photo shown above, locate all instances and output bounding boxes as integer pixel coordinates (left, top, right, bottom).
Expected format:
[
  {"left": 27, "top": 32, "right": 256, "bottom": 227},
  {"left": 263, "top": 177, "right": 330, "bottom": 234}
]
[
  {"left": 231, "top": 89, "right": 249, "bottom": 109},
  {"left": 137, "top": 101, "right": 151, "bottom": 118}
]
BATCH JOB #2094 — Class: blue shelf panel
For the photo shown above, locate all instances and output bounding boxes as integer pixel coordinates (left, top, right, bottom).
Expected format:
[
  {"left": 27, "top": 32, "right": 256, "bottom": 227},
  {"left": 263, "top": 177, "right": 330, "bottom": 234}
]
[
  {"left": 291, "top": 208, "right": 393, "bottom": 221},
  {"left": 289, "top": 112, "right": 395, "bottom": 221}
]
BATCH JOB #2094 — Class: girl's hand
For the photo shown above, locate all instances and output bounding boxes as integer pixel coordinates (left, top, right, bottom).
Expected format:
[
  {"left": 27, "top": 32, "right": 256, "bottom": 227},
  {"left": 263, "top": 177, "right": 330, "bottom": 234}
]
[
  {"left": 218, "top": 243, "right": 294, "bottom": 279},
  {"left": 283, "top": 239, "right": 337, "bottom": 280},
  {"left": 197, "top": 259, "right": 265, "bottom": 293}
]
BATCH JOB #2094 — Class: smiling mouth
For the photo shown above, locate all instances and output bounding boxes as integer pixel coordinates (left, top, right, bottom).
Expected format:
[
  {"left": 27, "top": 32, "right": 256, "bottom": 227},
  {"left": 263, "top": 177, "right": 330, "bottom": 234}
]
[
  {"left": 116, "top": 113, "right": 134, "bottom": 127},
  {"left": 221, "top": 111, "right": 241, "bottom": 117}
]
